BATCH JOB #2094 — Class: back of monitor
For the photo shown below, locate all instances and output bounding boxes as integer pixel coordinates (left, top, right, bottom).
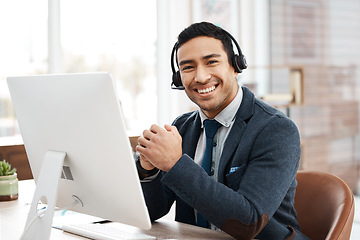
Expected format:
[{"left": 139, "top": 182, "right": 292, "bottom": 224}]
[{"left": 7, "top": 73, "right": 151, "bottom": 240}]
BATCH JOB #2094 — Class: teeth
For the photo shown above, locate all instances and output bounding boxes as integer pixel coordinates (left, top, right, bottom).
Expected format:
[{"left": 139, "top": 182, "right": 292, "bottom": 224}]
[{"left": 197, "top": 86, "right": 215, "bottom": 94}]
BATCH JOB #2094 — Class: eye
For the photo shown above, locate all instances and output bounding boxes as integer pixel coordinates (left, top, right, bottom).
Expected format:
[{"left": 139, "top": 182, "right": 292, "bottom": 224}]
[
  {"left": 207, "top": 60, "right": 218, "bottom": 65},
  {"left": 181, "top": 65, "right": 194, "bottom": 72}
]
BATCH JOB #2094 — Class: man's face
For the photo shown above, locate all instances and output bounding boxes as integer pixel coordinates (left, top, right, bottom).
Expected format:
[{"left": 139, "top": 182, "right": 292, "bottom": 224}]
[{"left": 177, "top": 36, "right": 239, "bottom": 119}]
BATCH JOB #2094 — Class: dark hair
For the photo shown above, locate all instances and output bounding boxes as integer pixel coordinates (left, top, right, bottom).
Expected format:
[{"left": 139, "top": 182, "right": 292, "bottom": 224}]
[{"left": 176, "top": 22, "right": 235, "bottom": 66}]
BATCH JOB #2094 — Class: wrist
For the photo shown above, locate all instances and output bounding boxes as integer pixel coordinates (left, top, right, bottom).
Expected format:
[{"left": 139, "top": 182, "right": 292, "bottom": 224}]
[{"left": 135, "top": 158, "right": 158, "bottom": 176}]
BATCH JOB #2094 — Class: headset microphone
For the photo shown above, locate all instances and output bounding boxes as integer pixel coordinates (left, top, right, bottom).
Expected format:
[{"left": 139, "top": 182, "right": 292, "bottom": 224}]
[
  {"left": 170, "top": 28, "right": 247, "bottom": 90},
  {"left": 171, "top": 84, "right": 185, "bottom": 90},
  {"left": 171, "top": 70, "right": 185, "bottom": 90}
]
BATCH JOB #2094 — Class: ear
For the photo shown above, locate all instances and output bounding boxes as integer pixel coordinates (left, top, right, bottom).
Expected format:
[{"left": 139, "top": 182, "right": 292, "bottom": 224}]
[{"left": 231, "top": 65, "right": 239, "bottom": 77}]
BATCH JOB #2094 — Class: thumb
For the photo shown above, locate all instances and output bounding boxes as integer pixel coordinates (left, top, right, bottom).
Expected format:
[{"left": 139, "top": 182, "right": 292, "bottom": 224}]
[{"left": 164, "top": 124, "right": 178, "bottom": 133}]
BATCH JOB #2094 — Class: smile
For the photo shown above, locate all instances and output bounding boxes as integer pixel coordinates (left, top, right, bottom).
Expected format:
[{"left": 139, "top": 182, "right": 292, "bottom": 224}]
[{"left": 197, "top": 85, "right": 216, "bottom": 94}]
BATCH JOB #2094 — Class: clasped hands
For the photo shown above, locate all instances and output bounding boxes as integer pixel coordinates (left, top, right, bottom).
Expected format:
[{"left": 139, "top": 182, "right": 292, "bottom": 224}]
[{"left": 136, "top": 124, "right": 183, "bottom": 172}]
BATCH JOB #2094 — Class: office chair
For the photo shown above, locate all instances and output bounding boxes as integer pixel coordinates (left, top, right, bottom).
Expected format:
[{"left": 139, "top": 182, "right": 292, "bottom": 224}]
[{"left": 294, "top": 171, "right": 355, "bottom": 240}]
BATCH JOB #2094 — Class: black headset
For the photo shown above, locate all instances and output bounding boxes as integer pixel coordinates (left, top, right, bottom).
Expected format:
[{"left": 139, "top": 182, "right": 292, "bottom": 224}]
[{"left": 171, "top": 29, "right": 247, "bottom": 90}]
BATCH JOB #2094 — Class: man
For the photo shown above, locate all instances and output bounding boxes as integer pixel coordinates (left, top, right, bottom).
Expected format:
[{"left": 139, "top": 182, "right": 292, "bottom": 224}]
[{"left": 135, "top": 22, "right": 309, "bottom": 240}]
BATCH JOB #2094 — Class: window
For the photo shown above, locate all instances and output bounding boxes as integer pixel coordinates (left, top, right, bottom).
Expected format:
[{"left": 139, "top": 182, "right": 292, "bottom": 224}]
[
  {"left": 61, "top": 0, "right": 157, "bottom": 132},
  {"left": 0, "top": 0, "right": 157, "bottom": 138},
  {"left": 0, "top": 0, "right": 48, "bottom": 137}
]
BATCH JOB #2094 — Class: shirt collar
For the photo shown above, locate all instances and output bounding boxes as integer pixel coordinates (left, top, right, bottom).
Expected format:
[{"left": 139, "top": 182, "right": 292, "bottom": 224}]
[{"left": 200, "top": 84, "right": 243, "bottom": 128}]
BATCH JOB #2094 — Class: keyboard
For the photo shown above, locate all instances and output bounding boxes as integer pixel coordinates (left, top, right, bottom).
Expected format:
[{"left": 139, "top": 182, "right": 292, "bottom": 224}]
[{"left": 62, "top": 222, "right": 156, "bottom": 240}]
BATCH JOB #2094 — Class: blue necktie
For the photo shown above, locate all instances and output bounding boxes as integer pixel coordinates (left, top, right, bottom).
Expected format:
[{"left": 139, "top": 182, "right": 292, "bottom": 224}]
[
  {"left": 201, "top": 119, "right": 221, "bottom": 175},
  {"left": 197, "top": 119, "right": 221, "bottom": 228}
]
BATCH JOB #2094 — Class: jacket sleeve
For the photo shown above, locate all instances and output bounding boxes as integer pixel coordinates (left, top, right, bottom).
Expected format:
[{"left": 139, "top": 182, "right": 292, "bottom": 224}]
[
  {"left": 140, "top": 171, "right": 176, "bottom": 221},
  {"left": 161, "top": 116, "right": 301, "bottom": 239}
]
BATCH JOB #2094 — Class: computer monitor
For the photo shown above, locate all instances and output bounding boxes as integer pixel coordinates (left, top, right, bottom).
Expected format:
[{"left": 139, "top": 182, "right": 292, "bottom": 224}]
[{"left": 7, "top": 73, "right": 151, "bottom": 240}]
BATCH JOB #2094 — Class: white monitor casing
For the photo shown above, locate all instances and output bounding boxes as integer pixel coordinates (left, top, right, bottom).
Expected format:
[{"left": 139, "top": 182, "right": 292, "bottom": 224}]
[{"left": 7, "top": 73, "right": 151, "bottom": 240}]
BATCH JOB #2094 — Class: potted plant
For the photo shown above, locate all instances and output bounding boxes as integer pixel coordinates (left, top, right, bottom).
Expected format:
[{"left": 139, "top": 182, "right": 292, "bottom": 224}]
[{"left": 0, "top": 159, "right": 18, "bottom": 201}]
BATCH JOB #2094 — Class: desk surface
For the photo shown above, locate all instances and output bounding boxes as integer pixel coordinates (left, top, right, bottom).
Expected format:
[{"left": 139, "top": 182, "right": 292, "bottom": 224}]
[{"left": 0, "top": 180, "right": 234, "bottom": 240}]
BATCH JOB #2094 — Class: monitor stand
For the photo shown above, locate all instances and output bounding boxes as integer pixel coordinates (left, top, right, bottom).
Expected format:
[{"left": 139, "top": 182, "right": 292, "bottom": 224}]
[{"left": 21, "top": 151, "right": 66, "bottom": 240}]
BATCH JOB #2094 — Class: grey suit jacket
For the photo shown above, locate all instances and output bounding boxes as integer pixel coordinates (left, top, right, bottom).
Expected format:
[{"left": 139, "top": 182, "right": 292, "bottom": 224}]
[{"left": 141, "top": 86, "right": 309, "bottom": 240}]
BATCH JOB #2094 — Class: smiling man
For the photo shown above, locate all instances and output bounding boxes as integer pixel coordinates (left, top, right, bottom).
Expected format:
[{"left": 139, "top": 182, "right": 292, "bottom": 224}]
[
  {"left": 135, "top": 22, "right": 309, "bottom": 240},
  {"left": 178, "top": 36, "right": 238, "bottom": 119}
]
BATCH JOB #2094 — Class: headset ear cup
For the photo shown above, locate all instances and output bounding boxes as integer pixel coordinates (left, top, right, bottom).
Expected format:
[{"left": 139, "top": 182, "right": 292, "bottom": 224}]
[
  {"left": 232, "top": 55, "right": 242, "bottom": 73},
  {"left": 172, "top": 71, "right": 182, "bottom": 87},
  {"left": 233, "top": 54, "right": 248, "bottom": 73},
  {"left": 240, "top": 54, "right": 248, "bottom": 70}
]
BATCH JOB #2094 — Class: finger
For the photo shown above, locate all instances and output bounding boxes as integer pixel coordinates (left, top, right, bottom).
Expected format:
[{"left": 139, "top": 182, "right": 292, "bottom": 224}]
[
  {"left": 135, "top": 144, "right": 144, "bottom": 154},
  {"left": 164, "top": 124, "right": 179, "bottom": 135},
  {"left": 164, "top": 124, "right": 172, "bottom": 131},
  {"left": 142, "top": 129, "right": 153, "bottom": 140},
  {"left": 150, "top": 124, "right": 166, "bottom": 134},
  {"left": 135, "top": 144, "right": 148, "bottom": 157},
  {"left": 137, "top": 136, "right": 149, "bottom": 148}
]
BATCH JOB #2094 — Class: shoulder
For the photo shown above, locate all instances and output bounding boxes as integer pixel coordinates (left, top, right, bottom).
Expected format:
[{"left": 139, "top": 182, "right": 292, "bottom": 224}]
[
  {"left": 253, "top": 98, "right": 299, "bottom": 138},
  {"left": 240, "top": 86, "right": 292, "bottom": 124},
  {"left": 172, "top": 110, "right": 198, "bottom": 125},
  {"left": 254, "top": 98, "right": 287, "bottom": 119},
  {"left": 172, "top": 110, "right": 200, "bottom": 134},
  {"left": 239, "top": 87, "right": 299, "bottom": 136}
]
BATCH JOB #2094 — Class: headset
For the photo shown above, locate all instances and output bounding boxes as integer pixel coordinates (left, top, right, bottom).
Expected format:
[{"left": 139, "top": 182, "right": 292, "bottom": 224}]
[{"left": 171, "top": 29, "right": 247, "bottom": 90}]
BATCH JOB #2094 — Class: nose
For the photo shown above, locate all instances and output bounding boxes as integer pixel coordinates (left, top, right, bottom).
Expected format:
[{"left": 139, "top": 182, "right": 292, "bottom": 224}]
[{"left": 194, "top": 65, "right": 211, "bottom": 83}]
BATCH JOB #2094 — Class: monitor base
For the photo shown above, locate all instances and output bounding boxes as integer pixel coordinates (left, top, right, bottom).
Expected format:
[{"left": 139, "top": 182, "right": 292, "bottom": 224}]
[{"left": 21, "top": 151, "right": 66, "bottom": 240}]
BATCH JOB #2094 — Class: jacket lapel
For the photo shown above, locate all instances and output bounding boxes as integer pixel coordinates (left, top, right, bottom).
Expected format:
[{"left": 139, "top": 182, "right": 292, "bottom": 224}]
[
  {"left": 180, "top": 112, "right": 202, "bottom": 158},
  {"left": 217, "top": 86, "right": 255, "bottom": 183}
]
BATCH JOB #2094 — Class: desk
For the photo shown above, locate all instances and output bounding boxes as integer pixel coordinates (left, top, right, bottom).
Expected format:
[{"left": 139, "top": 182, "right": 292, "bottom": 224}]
[{"left": 0, "top": 180, "right": 234, "bottom": 240}]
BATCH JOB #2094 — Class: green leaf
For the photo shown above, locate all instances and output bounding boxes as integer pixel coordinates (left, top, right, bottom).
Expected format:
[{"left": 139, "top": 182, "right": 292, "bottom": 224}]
[{"left": 0, "top": 159, "right": 17, "bottom": 176}]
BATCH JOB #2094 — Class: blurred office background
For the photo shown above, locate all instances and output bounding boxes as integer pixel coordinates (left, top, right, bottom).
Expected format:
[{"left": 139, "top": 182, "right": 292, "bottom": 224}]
[{"left": 0, "top": 0, "right": 360, "bottom": 194}]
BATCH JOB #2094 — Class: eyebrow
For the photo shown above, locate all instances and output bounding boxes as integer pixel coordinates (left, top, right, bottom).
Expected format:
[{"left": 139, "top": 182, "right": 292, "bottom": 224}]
[{"left": 179, "top": 54, "right": 222, "bottom": 67}]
